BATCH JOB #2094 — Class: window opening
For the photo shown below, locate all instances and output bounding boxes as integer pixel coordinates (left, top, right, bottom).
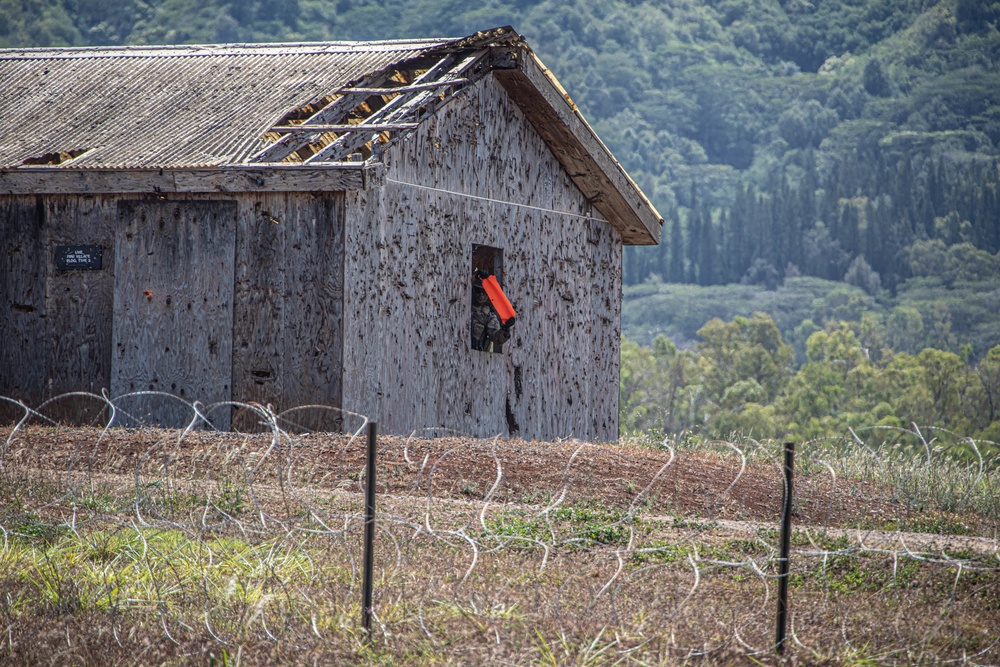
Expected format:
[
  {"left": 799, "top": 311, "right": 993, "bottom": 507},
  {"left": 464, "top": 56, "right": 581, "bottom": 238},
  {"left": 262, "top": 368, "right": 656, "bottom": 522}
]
[{"left": 471, "top": 244, "right": 515, "bottom": 354}]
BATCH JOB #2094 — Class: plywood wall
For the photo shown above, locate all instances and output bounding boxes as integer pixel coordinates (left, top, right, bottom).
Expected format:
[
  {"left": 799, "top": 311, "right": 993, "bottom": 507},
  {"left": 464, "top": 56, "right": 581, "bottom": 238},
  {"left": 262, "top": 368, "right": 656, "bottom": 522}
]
[
  {"left": 230, "top": 193, "right": 345, "bottom": 432},
  {"left": 343, "top": 73, "right": 623, "bottom": 442},
  {"left": 112, "top": 200, "right": 237, "bottom": 429},
  {"left": 0, "top": 195, "right": 117, "bottom": 423},
  {"left": 0, "top": 197, "right": 48, "bottom": 411},
  {"left": 1, "top": 192, "right": 345, "bottom": 428}
]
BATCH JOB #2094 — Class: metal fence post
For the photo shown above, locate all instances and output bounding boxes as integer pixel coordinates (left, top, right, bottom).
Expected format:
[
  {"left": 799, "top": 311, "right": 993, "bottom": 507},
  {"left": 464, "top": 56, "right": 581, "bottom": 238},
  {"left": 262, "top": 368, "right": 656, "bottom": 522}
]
[
  {"left": 776, "top": 441, "right": 795, "bottom": 654},
  {"left": 362, "top": 421, "right": 377, "bottom": 636}
]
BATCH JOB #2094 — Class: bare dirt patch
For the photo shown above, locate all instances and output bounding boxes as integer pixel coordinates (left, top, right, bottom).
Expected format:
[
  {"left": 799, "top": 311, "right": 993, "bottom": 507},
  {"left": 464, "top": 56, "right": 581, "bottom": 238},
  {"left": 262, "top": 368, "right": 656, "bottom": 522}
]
[
  {"left": 2, "top": 426, "right": 913, "bottom": 529},
  {"left": 2, "top": 426, "right": 999, "bottom": 665}
]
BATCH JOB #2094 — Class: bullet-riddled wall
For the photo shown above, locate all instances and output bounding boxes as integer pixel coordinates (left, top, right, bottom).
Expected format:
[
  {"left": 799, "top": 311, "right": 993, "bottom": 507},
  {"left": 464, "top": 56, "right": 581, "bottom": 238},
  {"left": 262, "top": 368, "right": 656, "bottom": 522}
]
[{"left": 342, "top": 73, "right": 622, "bottom": 442}]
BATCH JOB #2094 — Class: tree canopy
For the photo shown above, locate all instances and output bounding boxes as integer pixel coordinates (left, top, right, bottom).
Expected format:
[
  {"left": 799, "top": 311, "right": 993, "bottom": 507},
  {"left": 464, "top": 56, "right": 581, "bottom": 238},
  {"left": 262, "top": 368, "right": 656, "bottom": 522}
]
[{"left": 8, "top": 0, "right": 1000, "bottom": 443}]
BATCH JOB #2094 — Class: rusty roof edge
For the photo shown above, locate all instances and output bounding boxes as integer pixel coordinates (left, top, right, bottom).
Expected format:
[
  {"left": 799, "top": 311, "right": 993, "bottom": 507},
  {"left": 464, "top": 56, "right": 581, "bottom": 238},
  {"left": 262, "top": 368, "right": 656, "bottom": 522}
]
[{"left": 513, "top": 47, "right": 663, "bottom": 245}]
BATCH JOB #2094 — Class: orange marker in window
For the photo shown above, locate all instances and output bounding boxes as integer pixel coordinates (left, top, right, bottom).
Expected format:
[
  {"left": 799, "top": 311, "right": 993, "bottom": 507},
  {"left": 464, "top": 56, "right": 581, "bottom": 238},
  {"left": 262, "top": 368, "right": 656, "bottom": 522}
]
[{"left": 482, "top": 275, "right": 516, "bottom": 325}]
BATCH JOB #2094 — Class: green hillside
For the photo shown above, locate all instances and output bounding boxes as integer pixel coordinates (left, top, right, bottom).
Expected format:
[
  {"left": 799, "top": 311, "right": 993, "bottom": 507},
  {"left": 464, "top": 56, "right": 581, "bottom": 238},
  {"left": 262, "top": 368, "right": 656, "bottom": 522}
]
[
  {"left": 6, "top": 0, "right": 1000, "bottom": 441},
  {"left": 6, "top": 0, "right": 998, "bottom": 289}
]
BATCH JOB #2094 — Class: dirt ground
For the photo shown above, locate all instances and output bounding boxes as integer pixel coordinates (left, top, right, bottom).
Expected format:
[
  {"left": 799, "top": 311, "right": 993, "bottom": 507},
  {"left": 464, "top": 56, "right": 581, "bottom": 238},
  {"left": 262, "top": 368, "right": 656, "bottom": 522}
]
[
  {"left": 0, "top": 425, "right": 934, "bottom": 530},
  {"left": 2, "top": 425, "right": 998, "bottom": 666}
]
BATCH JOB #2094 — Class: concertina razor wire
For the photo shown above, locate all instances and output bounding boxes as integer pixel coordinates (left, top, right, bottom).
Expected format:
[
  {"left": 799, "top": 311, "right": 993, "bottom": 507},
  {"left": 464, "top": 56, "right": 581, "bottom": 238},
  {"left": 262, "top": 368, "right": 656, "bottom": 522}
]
[{"left": 0, "top": 391, "right": 998, "bottom": 665}]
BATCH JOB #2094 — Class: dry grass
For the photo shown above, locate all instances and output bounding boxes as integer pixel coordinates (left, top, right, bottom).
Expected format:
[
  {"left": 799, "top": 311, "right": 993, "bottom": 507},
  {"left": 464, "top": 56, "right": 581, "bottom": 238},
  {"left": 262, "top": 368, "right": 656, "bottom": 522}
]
[{"left": 0, "top": 414, "right": 998, "bottom": 665}]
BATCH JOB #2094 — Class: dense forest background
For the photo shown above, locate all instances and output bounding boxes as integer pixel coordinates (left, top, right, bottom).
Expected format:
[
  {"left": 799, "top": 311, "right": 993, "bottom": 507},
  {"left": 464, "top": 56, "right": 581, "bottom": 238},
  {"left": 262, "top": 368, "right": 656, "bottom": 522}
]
[{"left": 5, "top": 0, "right": 1000, "bottom": 445}]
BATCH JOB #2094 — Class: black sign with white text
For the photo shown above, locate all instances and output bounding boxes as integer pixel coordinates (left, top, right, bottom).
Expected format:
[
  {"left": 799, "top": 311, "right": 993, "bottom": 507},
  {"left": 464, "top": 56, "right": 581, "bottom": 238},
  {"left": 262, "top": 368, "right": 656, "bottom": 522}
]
[{"left": 55, "top": 245, "right": 103, "bottom": 271}]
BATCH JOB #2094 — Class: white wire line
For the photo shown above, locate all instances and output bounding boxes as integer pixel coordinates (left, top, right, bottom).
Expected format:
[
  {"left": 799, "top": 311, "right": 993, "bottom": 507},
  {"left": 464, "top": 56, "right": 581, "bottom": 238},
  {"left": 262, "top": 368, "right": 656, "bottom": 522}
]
[{"left": 385, "top": 177, "right": 601, "bottom": 222}]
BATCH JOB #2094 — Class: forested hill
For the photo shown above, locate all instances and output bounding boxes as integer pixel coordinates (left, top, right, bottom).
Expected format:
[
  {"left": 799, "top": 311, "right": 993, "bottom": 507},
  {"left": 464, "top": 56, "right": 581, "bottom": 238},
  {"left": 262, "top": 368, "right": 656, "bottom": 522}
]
[
  {"left": 6, "top": 0, "right": 999, "bottom": 289},
  {"left": 6, "top": 1, "right": 1000, "bottom": 334}
]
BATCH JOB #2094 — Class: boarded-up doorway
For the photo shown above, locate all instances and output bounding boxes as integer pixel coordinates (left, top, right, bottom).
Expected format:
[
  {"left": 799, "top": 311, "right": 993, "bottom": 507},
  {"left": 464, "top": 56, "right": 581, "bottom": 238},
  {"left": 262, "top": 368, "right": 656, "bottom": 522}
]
[{"left": 111, "top": 200, "right": 237, "bottom": 429}]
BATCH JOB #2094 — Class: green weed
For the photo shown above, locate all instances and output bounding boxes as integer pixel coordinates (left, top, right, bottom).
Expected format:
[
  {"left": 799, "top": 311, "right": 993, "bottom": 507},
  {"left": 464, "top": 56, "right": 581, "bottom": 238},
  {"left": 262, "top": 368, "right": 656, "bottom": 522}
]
[{"left": 484, "top": 501, "right": 636, "bottom": 548}]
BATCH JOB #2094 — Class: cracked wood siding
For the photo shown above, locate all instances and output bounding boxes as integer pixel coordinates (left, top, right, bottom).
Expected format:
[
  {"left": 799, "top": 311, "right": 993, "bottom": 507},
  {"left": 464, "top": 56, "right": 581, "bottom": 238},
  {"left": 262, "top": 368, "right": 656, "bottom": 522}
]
[
  {"left": 230, "top": 193, "right": 345, "bottom": 432},
  {"left": 112, "top": 200, "right": 238, "bottom": 429},
  {"left": 343, "top": 73, "right": 622, "bottom": 441},
  {"left": 2, "top": 192, "right": 344, "bottom": 429},
  {"left": 43, "top": 196, "right": 117, "bottom": 422},
  {"left": 0, "top": 197, "right": 47, "bottom": 413}
]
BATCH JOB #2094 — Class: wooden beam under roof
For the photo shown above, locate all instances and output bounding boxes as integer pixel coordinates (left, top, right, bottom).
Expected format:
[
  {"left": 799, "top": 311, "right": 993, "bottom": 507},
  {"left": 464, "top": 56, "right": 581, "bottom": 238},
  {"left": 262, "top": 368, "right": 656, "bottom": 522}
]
[
  {"left": 0, "top": 164, "right": 383, "bottom": 195},
  {"left": 268, "top": 123, "right": 418, "bottom": 133},
  {"left": 347, "top": 78, "right": 469, "bottom": 95},
  {"left": 492, "top": 46, "right": 663, "bottom": 246},
  {"left": 247, "top": 65, "right": 415, "bottom": 164},
  {"left": 250, "top": 54, "right": 460, "bottom": 165}
]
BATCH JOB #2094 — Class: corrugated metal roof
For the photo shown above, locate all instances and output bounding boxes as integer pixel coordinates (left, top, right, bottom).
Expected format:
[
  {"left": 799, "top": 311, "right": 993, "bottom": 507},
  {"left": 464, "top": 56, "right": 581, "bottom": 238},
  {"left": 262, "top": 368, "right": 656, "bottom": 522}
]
[
  {"left": 0, "top": 28, "right": 662, "bottom": 243},
  {"left": 0, "top": 39, "right": 457, "bottom": 169}
]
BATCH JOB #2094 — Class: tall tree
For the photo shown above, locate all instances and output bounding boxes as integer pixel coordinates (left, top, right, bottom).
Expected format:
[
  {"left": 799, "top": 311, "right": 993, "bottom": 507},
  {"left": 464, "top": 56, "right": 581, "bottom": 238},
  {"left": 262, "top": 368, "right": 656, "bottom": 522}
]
[
  {"left": 687, "top": 210, "right": 702, "bottom": 284},
  {"left": 668, "top": 214, "right": 685, "bottom": 283},
  {"left": 698, "top": 209, "right": 718, "bottom": 285}
]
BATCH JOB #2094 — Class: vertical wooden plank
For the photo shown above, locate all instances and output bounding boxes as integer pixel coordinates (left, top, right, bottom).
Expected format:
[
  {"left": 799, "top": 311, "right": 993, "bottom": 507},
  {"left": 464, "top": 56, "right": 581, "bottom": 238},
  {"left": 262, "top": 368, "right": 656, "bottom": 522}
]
[
  {"left": 232, "top": 192, "right": 345, "bottom": 432},
  {"left": 0, "top": 196, "right": 46, "bottom": 414},
  {"left": 280, "top": 192, "right": 344, "bottom": 431},
  {"left": 111, "top": 200, "right": 236, "bottom": 429},
  {"left": 581, "top": 205, "right": 621, "bottom": 442},
  {"left": 231, "top": 195, "right": 286, "bottom": 430},
  {"left": 342, "top": 186, "right": 385, "bottom": 427},
  {"left": 42, "top": 195, "right": 117, "bottom": 423}
]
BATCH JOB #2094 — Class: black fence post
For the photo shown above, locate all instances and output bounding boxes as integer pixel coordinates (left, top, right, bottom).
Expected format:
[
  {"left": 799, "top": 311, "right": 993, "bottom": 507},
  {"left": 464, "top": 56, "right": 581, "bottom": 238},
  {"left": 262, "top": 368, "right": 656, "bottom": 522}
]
[
  {"left": 776, "top": 441, "right": 795, "bottom": 654},
  {"left": 362, "top": 421, "right": 377, "bottom": 637}
]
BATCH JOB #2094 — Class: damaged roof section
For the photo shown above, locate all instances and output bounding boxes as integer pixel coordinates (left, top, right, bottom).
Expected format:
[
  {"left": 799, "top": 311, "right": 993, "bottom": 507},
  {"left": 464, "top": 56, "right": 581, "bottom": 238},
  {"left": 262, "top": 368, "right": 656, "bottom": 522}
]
[
  {"left": 247, "top": 42, "right": 497, "bottom": 165},
  {"left": 0, "top": 26, "right": 661, "bottom": 244},
  {"left": 0, "top": 37, "right": 463, "bottom": 170}
]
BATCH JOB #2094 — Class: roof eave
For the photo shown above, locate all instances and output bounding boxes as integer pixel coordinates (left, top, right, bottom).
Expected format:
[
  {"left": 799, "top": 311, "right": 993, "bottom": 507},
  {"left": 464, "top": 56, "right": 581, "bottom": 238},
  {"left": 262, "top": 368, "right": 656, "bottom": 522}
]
[
  {"left": 491, "top": 46, "right": 662, "bottom": 246},
  {"left": 0, "top": 163, "right": 381, "bottom": 195}
]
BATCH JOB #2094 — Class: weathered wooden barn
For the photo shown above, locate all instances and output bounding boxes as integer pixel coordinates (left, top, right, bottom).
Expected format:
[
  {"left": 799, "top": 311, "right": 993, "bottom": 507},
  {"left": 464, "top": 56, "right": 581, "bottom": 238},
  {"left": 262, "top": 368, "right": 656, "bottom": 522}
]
[{"left": 0, "top": 27, "right": 661, "bottom": 441}]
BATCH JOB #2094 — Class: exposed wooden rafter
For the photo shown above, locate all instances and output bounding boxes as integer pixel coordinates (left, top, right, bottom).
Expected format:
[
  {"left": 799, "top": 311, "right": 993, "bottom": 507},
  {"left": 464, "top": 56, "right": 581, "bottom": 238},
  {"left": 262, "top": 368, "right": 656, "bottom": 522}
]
[
  {"left": 347, "top": 79, "right": 469, "bottom": 95},
  {"left": 247, "top": 67, "right": 408, "bottom": 164},
  {"left": 302, "top": 53, "right": 461, "bottom": 164},
  {"left": 268, "top": 124, "right": 418, "bottom": 133},
  {"left": 251, "top": 50, "right": 491, "bottom": 166}
]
